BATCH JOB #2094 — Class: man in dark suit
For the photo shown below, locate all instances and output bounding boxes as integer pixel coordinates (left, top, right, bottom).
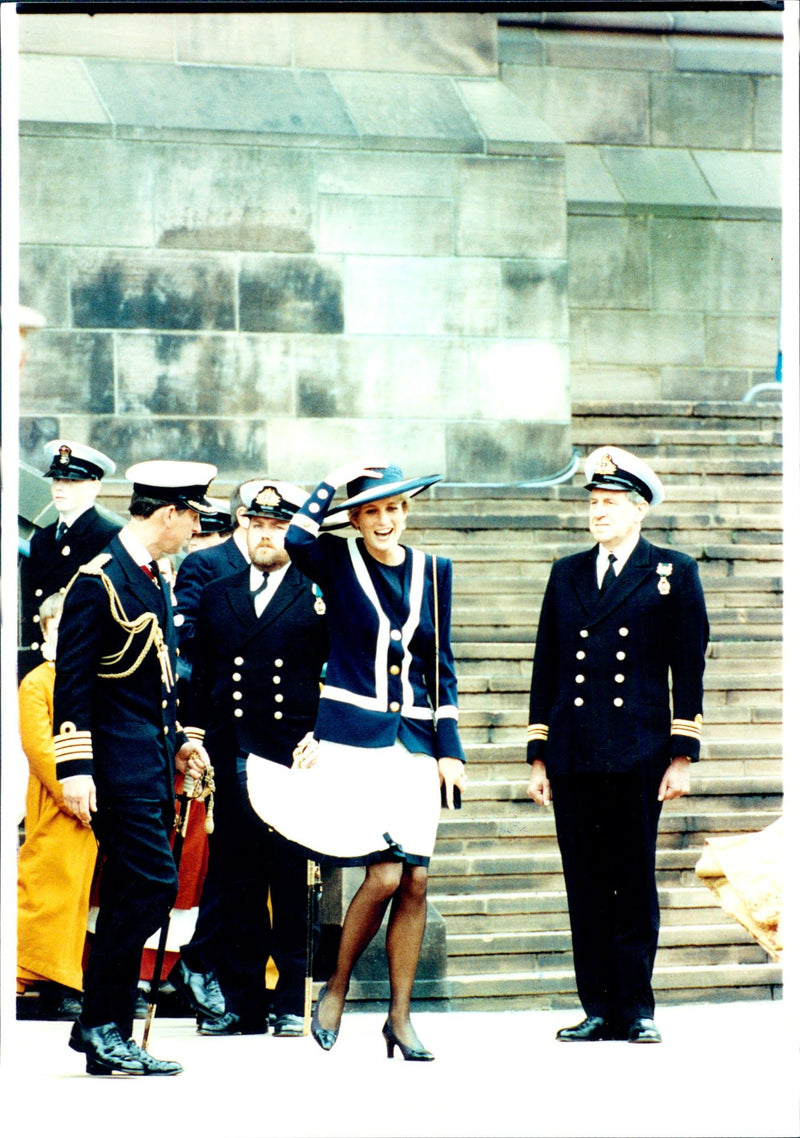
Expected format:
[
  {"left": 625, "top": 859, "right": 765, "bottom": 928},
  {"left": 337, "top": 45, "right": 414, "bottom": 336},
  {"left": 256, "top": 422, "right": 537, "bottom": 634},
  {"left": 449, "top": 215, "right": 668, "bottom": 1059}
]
[
  {"left": 526, "top": 446, "right": 709, "bottom": 1045},
  {"left": 179, "top": 479, "right": 329, "bottom": 1037},
  {"left": 19, "top": 439, "right": 121, "bottom": 678},
  {"left": 54, "top": 459, "right": 217, "bottom": 1076}
]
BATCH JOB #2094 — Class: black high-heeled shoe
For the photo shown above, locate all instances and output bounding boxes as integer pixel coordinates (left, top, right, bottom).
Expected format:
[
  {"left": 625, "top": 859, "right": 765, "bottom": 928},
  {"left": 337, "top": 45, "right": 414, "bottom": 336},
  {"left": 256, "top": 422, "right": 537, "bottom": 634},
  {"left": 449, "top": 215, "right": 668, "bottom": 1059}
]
[
  {"left": 311, "top": 985, "right": 339, "bottom": 1052},
  {"left": 382, "top": 1020, "right": 435, "bottom": 1062}
]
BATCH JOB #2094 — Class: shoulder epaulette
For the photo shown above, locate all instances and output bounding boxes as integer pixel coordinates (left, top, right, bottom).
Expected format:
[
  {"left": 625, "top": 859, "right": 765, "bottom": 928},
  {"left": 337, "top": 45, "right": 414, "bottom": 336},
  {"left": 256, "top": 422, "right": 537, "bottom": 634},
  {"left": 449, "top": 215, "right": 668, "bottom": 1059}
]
[{"left": 80, "top": 552, "right": 113, "bottom": 576}]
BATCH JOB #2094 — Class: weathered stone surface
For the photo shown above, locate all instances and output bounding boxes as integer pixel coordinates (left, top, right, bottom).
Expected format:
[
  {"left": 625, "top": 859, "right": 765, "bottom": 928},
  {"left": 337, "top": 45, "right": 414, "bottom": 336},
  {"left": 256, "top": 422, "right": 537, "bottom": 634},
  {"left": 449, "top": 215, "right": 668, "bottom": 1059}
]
[
  {"left": 20, "top": 138, "right": 154, "bottom": 247},
  {"left": 266, "top": 418, "right": 447, "bottom": 484},
  {"left": 21, "top": 415, "right": 117, "bottom": 476},
  {"left": 651, "top": 73, "right": 754, "bottom": 150},
  {"left": 753, "top": 77, "right": 781, "bottom": 151},
  {"left": 670, "top": 34, "right": 781, "bottom": 77},
  {"left": 329, "top": 72, "right": 483, "bottom": 151},
  {"left": 239, "top": 256, "right": 344, "bottom": 334},
  {"left": 71, "top": 254, "right": 235, "bottom": 331},
  {"left": 445, "top": 421, "right": 570, "bottom": 483},
  {"left": 18, "top": 332, "right": 115, "bottom": 414},
  {"left": 454, "top": 79, "right": 563, "bottom": 155},
  {"left": 19, "top": 56, "right": 109, "bottom": 125},
  {"left": 293, "top": 12, "right": 496, "bottom": 76},
  {"left": 317, "top": 195, "right": 452, "bottom": 256},
  {"left": 174, "top": 12, "right": 292, "bottom": 66},
  {"left": 345, "top": 257, "right": 499, "bottom": 337},
  {"left": 456, "top": 157, "right": 566, "bottom": 258},
  {"left": 567, "top": 216, "right": 649, "bottom": 309},
  {"left": 597, "top": 147, "right": 716, "bottom": 208},
  {"left": 315, "top": 150, "right": 455, "bottom": 198},
  {"left": 501, "top": 64, "right": 649, "bottom": 145},
  {"left": 538, "top": 29, "right": 673, "bottom": 71},
  {"left": 661, "top": 368, "right": 763, "bottom": 402},
  {"left": 18, "top": 12, "right": 176, "bottom": 59},
  {"left": 497, "top": 26, "right": 546, "bottom": 66},
  {"left": 84, "top": 59, "right": 357, "bottom": 140},
  {"left": 87, "top": 417, "right": 271, "bottom": 480},
  {"left": 153, "top": 145, "right": 316, "bottom": 254},
  {"left": 116, "top": 334, "right": 293, "bottom": 417},
  {"left": 570, "top": 366, "right": 662, "bottom": 402},
  {"left": 501, "top": 260, "right": 569, "bottom": 338},
  {"left": 705, "top": 316, "right": 779, "bottom": 368},
  {"left": 692, "top": 151, "right": 781, "bottom": 211},
  {"left": 471, "top": 341, "right": 570, "bottom": 421},
  {"left": 564, "top": 145, "right": 623, "bottom": 206},
  {"left": 650, "top": 219, "right": 781, "bottom": 314},
  {"left": 19, "top": 247, "right": 71, "bottom": 328},
  {"left": 572, "top": 311, "right": 705, "bottom": 367},
  {"left": 292, "top": 336, "right": 474, "bottom": 419}
]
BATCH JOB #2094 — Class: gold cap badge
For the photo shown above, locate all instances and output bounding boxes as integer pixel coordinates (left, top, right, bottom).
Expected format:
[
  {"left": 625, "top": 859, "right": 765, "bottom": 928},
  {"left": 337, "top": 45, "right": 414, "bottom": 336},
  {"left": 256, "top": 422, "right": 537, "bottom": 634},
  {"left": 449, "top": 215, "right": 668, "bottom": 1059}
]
[{"left": 255, "top": 486, "right": 281, "bottom": 509}]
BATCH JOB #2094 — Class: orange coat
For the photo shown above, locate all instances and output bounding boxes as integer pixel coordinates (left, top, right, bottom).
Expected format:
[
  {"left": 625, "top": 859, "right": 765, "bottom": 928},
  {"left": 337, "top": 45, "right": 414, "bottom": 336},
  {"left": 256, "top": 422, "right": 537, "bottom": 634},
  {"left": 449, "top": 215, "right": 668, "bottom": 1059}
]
[{"left": 17, "top": 661, "right": 98, "bottom": 992}]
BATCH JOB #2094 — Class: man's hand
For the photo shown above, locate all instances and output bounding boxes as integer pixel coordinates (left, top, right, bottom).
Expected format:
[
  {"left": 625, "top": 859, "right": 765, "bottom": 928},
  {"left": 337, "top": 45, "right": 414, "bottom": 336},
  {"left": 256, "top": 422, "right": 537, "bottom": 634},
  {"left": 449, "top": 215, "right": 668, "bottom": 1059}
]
[
  {"left": 61, "top": 775, "right": 97, "bottom": 827},
  {"left": 292, "top": 731, "right": 319, "bottom": 769},
  {"left": 658, "top": 756, "right": 691, "bottom": 801},
  {"left": 438, "top": 757, "right": 465, "bottom": 810},
  {"left": 526, "top": 760, "right": 552, "bottom": 806},
  {"left": 176, "top": 741, "right": 210, "bottom": 779}
]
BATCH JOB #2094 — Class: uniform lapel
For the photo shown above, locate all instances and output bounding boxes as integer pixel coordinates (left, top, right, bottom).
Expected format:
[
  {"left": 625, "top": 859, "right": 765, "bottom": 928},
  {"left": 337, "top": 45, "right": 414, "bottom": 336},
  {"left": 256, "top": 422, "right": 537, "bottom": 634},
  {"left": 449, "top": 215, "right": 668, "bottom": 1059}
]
[
  {"left": 112, "top": 535, "right": 163, "bottom": 615},
  {"left": 572, "top": 548, "right": 603, "bottom": 616},
  {"left": 592, "top": 537, "right": 653, "bottom": 622},
  {"left": 254, "top": 564, "right": 305, "bottom": 633}
]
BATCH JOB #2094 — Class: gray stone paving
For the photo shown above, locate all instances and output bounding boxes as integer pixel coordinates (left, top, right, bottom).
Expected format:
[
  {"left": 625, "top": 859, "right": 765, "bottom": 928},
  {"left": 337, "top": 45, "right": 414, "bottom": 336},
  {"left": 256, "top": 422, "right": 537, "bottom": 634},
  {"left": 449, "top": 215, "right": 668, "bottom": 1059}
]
[{"left": 2, "top": 1000, "right": 797, "bottom": 1137}]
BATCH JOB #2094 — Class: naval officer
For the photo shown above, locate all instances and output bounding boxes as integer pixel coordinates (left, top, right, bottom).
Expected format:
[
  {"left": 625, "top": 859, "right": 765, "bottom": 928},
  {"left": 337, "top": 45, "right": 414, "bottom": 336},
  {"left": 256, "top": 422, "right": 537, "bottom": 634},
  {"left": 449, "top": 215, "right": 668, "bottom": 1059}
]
[
  {"left": 19, "top": 440, "right": 120, "bottom": 677},
  {"left": 179, "top": 479, "right": 329, "bottom": 1036},
  {"left": 54, "top": 459, "right": 216, "bottom": 1076},
  {"left": 526, "top": 447, "right": 708, "bottom": 1044}
]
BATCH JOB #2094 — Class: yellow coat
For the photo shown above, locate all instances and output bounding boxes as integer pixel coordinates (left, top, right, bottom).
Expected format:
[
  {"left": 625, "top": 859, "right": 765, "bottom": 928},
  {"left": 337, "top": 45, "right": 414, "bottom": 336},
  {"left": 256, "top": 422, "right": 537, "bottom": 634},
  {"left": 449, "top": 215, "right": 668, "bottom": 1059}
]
[{"left": 17, "top": 661, "right": 98, "bottom": 992}]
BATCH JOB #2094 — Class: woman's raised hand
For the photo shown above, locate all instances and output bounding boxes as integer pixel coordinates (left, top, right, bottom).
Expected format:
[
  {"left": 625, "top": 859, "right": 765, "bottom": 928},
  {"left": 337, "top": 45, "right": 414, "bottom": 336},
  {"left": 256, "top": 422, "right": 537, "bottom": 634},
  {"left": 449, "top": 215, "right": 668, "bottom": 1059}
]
[{"left": 324, "top": 460, "right": 386, "bottom": 491}]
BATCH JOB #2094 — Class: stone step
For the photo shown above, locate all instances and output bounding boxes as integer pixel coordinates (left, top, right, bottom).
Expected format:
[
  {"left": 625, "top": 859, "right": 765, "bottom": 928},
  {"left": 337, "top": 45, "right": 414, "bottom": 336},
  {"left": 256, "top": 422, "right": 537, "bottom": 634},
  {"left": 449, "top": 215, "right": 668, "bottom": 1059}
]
[
  {"left": 571, "top": 400, "right": 783, "bottom": 422},
  {"left": 445, "top": 941, "right": 769, "bottom": 976},
  {"left": 570, "top": 427, "right": 781, "bottom": 450}
]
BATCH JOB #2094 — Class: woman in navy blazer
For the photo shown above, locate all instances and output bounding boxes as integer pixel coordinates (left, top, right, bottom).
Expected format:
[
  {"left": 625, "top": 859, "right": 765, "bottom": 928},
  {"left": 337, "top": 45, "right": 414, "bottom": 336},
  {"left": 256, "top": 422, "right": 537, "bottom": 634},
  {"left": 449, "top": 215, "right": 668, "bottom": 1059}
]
[{"left": 247, "top": 460, "right": 465, "bottom": 1061}]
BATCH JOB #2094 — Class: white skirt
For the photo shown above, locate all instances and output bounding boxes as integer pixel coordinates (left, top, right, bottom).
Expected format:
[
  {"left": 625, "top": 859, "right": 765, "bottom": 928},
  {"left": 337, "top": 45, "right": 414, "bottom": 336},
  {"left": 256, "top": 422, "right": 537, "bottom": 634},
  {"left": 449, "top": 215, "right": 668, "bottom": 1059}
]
[{"left": 245, "top": 739, "right": 441, "bottom": 865}]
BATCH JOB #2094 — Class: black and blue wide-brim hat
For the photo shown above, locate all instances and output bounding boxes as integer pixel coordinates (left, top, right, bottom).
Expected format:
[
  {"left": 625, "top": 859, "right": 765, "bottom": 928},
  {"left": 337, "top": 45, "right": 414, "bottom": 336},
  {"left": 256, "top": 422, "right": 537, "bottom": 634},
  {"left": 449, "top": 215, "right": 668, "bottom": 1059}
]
[{"left": 322, "top": 465, "right": 442, "bottom": 530}]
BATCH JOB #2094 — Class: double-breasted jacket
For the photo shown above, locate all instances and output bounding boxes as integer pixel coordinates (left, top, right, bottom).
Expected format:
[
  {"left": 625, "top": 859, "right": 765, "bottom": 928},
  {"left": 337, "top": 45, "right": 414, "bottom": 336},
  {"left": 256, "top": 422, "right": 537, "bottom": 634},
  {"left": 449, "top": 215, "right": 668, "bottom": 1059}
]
[{"left": 527, "top": 536, "right": 709, "bottom": 776}]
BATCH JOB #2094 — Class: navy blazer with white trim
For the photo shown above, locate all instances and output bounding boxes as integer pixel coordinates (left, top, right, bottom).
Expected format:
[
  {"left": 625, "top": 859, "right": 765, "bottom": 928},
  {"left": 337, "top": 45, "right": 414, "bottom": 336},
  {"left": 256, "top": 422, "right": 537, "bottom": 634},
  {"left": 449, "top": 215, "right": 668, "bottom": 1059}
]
[{"left": 287, "top": 482, "right": 465, "bottom": 762}]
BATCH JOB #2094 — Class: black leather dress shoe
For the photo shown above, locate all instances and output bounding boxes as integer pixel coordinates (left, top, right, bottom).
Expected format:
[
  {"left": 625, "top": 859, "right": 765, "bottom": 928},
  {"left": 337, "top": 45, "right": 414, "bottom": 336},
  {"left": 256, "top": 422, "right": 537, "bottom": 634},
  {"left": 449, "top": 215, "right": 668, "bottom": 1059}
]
[
  {"left": 126, "top": 1039, "right": 183, "bottom": 1074},
  {"left": 556, "top": 1016, "right": 620, "bottom": 1042},
  {"left": 197, "top": 1011, "right": 267, "bottom": 1036},
  {"left": 273, "top": 1013, "right": 305, "bottom": 1037},
  {"left": 626, "top": 1017, "right": 662, "bottom": 1044},
  {"left": 169, "top": 959, "right": 226, "bottom": 1020},
  {"left": 69, "top": 1021, "right": 146, "bottom": 1076}
]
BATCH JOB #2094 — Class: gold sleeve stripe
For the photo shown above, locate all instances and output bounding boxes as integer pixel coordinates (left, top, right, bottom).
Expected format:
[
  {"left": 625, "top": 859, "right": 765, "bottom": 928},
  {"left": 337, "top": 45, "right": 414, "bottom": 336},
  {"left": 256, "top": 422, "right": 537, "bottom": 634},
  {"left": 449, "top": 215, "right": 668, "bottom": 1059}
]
[
  {"left": 672, "top": 717, "right": 703, "bottom": 740},
  {"left": 53, "top": 729, "right": 93, "bottom": 762},
  {"left": 184, "top": 726, "right": 206, "bottom": 743},
  {"left": 527, "top": 724, "right": 549, "bottom": 742}
]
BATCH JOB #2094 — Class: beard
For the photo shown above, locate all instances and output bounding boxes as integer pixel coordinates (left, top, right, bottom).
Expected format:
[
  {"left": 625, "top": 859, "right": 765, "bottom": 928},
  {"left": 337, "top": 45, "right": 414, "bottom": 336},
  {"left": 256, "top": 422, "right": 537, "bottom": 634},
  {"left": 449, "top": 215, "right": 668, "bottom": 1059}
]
[{"left": 251, "top": 544, "right": 289, "bottom": 573}]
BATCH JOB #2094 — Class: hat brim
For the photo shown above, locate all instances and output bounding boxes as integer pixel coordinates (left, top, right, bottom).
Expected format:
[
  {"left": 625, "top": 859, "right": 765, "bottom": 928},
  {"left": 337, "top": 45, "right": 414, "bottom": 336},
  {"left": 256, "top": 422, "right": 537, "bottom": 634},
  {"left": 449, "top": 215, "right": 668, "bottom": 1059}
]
[{"left": 321, "top": 474, "right": 442, "bottom": 530}]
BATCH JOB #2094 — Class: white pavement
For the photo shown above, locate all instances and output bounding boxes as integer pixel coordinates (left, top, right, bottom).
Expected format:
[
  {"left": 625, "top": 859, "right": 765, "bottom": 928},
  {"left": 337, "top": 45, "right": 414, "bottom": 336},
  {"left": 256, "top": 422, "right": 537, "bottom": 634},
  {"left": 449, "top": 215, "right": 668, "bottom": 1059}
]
[{"left": 1, "top": 1001, "right": 798, "bottom": 1138}]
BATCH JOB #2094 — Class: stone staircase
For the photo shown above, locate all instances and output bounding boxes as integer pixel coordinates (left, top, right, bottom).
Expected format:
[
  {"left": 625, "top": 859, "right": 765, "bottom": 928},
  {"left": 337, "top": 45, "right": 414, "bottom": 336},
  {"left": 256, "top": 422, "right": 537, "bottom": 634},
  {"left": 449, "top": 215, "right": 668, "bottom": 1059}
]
[{"left": 415, "top": 400, "right": 783, "bottom": 1009}]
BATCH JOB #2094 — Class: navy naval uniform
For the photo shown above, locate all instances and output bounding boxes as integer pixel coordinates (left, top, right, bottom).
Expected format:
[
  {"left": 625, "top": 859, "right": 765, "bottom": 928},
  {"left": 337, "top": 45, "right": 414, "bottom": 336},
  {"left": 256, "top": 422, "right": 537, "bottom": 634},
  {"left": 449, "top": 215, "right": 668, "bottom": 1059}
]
[
  {"left": 173, "top": 535, "right": 248, "bottom": 678},
  {"left": 181, "top": 562, "right": 329, "bottom": 1028},
  {"left": 527, "top": 536, "right": 708, "bottom": 1024},
  {"left": 19, "top": 507, "right": 121, "bottom": 676},
  {"left": 53, "top": 533, "right": 184, "bottom": 1038}
]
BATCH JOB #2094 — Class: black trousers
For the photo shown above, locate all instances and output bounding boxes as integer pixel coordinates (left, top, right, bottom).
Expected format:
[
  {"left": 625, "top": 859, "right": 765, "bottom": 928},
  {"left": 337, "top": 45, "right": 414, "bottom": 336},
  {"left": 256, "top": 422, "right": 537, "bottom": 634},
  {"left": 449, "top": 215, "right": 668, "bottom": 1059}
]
[
  {"left": 551, "top": 769, "right": 664, "bottom": 1024},
  {"left": 183, "top": 759, "right": 310, "bottom": 1025},
  {"left": 83, "top": 796, "right": 178, "bottom": 1038}
]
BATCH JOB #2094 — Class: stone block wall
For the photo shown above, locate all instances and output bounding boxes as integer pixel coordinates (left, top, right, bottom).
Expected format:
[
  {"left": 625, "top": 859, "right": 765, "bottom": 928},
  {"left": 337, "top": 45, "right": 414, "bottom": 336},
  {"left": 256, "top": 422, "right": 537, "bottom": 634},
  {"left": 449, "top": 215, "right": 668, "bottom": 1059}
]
[{"left": 499, "top": 20, "right": 782, "bottom": 402}]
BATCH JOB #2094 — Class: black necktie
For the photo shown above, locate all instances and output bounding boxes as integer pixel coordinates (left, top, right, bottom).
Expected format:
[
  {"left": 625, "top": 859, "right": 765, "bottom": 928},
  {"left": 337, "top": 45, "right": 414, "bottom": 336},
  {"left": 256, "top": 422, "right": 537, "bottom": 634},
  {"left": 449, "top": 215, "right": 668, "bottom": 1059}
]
[
  {"left": 143, "top": 560, "right": 161, "bottom": 588},
  {"left": 599, "top": 553, "right": 617, "bottom": 595},
  {"left": 55, "top": 521, "right": 68, "bottom": 542},
  {"left": 252, "top": 572, "right": 270, "bottom": 610}
]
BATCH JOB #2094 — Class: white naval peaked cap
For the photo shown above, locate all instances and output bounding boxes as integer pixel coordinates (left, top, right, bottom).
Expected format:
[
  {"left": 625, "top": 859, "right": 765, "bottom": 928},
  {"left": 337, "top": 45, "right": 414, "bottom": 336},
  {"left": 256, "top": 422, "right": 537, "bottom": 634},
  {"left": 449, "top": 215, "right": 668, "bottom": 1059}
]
[
  {"left": 125, "top": 459, "right": 217, "bottom": 512},
  {"left": 584, "top": 446, "right": 664, "bottom": 507}
]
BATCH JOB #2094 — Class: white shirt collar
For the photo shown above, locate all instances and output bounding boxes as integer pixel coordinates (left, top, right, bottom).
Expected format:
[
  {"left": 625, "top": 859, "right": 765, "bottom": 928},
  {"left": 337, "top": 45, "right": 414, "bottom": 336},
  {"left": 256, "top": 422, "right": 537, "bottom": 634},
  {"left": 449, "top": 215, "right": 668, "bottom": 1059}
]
[
  {"left": 250, "top": 560, "right": 290, "bottom": 602},
  {"left": 118, "top": 526, "right": 155, "bottom": 569},
  {"left": 596, "top": 531, "right": 641, "bottom": 583},
  {"left": 58, "top": 504, "right": 93, "bottom": 527}
]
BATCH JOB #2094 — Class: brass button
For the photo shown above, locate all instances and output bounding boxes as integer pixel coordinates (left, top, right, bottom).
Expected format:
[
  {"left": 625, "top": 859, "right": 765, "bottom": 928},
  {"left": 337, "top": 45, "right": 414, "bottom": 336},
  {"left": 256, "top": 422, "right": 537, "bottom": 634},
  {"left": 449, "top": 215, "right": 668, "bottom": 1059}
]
[
  {"left": 389, "top": 701, "right": 400, "bottom": 713},
  {"left": 390, "top": 665, "right": 401, "bottom": 675},
  {"left": 574, "top": 697, "right": 584, "bottom": 707},
  {"left": 234, "top": 656, "right": 244, "bottom": 666},
  {"left": 274, "top": 658, "right": 284, "bottom": 668},
  {"left": 33, "top": 615, "right": 40, "bottom": 624},
  {"left": 576, "top": 651, "right": 586, "bottom": 660},
  {"left": 30, "top": 641, "right": 40, "bottom": 651},
  {"left": 275, "top": 693, "right": 284, "bottom": 703},
  {"left": 273, "top": 675, "right": 281, "bottom": 684},
  {"left": 613, "top": 698, "right": 624, "bottom": 707},
  {"left": 232, "top": 672, "right": 241, "bottom": 682},
  {"left": 162, "top": 700, "right": 168, "bottom": 709},
  {"left": 35, "top": 588, "right": 43, "bottom": 597},
  {"left": 615, "top": 674, "right": 625, "bottom": 684},
  {"left": 575, "top": 675, "right": 585, "bottom": 684},
  {"left": 616, "top": 651, "right": 626, "bottom": 661},
  {"left": 619, "top": 627, "right": 629, "bottom": 637},
  {"left": 61, "top": 546, "right": 71, "bottom": 557},
  {"left": 163, "top": 726, "right": 169, "bottom": 735},
  {"left": 234, "top": 708, "right": 243, "bottom": 718},
  {"left": 233, "top": 691, "right": 242, "bottom": 701},
  {"left": 390, "top": 630, "right": 402, "bottom": 642},
  {"left": 274, "top": 711, "right": 283, "bottom": 720},
  {"left": 579, "top": 629, "right": 588, "bottom": 639}
]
